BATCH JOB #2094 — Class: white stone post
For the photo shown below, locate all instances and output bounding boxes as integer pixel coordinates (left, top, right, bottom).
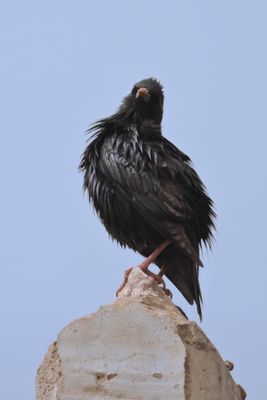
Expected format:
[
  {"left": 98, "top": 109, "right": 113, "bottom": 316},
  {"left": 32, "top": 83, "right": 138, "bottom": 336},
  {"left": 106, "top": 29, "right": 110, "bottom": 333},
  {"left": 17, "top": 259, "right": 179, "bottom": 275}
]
[{"left": 36, "top": 268, "right": 246, "bottom": 400}]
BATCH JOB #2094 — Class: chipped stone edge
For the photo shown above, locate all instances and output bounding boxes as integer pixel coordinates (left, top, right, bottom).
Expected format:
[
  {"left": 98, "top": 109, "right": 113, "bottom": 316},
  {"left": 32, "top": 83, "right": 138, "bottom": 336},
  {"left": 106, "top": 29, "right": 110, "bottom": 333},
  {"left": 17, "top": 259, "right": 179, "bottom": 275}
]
[
  {"left": 177, "top": 322, "right": 243, "bottom": 400},
  {"left": 36, "top": 341, "right": 63, "bottom": 400}
]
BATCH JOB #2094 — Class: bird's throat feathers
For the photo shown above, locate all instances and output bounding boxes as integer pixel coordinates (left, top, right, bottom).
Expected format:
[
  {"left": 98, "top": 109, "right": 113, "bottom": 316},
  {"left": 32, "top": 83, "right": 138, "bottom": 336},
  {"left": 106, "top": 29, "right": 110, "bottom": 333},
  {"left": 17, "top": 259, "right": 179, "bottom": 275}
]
[{"left": 88, "top": 107, "right": 162, "bottom": 141}]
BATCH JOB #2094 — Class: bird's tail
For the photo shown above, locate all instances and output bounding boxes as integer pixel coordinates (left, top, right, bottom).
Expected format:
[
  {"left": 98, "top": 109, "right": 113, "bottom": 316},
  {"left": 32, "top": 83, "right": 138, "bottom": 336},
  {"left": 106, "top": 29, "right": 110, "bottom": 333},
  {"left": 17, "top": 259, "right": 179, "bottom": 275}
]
[{"left": 156, "top": 245, "right": 203, "bottom": 320}]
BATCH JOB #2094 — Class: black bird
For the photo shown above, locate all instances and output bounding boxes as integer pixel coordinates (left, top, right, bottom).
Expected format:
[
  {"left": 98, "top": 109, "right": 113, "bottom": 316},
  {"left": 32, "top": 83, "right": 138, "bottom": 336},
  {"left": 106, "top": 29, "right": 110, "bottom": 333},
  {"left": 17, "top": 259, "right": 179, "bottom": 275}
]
[{"left": 79, "top": 78, "right": 215, "bottom": 319}]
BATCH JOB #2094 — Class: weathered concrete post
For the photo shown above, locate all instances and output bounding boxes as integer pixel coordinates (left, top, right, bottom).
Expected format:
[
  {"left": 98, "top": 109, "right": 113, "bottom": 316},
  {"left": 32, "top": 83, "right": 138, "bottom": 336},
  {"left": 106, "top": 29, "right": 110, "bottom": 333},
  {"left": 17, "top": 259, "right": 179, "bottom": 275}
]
[{"left": 36, "top": 268, "right": 246, "bottom": 400}]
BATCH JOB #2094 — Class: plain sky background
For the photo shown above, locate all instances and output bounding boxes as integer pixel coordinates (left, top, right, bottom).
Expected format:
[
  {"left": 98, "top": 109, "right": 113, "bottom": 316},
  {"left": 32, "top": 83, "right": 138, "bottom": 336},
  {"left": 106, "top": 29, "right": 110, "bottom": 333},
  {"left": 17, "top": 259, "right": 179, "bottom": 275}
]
[{"left": 1, "top": 1, "right": 266, "bottom": 399}]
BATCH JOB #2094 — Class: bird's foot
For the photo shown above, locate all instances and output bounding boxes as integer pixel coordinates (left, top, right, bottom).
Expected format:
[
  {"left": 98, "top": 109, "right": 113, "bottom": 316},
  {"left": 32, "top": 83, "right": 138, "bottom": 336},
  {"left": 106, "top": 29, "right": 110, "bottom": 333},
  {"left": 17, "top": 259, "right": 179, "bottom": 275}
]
[
  {"left": 163, "top": 288, "right": 173, "bottom": 298},
  {"left": 141, "top": 267, "right": 166, "bottom": 288},
  {"left": 139, "top": 262, "right": 173, "bottom": 298},
  {"left": 116, "top": 265, "right": 173, "bottom": 298},
  {"left": 116, "top": 267, "right": 134, "bottom": 297},
  {"left": 140, "top": 268, "right": 173, "bottom": 297}
]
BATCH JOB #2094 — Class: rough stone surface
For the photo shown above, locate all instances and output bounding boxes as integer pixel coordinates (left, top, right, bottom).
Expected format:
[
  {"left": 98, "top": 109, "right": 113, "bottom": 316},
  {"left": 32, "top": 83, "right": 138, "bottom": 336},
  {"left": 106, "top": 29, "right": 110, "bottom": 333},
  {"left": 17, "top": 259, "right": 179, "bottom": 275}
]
[
  {"left": 36, "top": 341, "right": 62, "bottom": 400},
  {"left": 36, "top": 268, "right": 244, "bottom": 400}
]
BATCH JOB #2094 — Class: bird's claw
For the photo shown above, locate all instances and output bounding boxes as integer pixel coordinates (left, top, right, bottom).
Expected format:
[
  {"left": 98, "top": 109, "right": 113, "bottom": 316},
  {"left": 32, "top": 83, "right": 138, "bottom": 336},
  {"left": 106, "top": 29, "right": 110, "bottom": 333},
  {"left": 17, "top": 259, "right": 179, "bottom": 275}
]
[
  {"left": 116, "top": 267, "right": 133, "bottom": 297},
  {"left": 163, "top": 288, "right": 173, "bottom": 298}
]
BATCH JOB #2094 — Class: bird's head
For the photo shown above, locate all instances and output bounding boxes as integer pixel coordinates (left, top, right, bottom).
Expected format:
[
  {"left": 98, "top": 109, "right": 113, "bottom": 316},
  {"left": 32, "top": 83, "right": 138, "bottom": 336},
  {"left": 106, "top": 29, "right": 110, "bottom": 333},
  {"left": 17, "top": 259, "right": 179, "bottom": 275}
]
[{"left": 120, "top": 78, "right": 164, "bottom": 126}]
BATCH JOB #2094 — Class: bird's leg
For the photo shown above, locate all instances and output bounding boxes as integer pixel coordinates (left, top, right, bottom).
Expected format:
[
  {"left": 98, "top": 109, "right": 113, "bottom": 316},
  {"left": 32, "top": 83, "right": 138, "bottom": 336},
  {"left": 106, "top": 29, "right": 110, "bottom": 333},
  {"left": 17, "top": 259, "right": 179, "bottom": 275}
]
[
  {"left": 138, "top": 240, "right": 171, "bottom": 287},
  {"left": 156, "top": 264, "right": 173, "bottom": 298},
  {"left": 116, "top": 240, "right": 171, "bottom": 297},
  {"left": 158, "top": 263, "right": 168, "bottom": 277},
  {"left": 139, "top": 240, "right": 171, "bottom": 273}
]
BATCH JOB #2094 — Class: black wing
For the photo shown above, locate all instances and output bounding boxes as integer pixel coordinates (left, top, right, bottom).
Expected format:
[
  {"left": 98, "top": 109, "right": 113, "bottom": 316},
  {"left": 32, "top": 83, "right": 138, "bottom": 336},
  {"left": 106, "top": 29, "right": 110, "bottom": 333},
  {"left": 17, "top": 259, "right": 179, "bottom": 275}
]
[{"left": 99, "top": 127, "right": 213, "bottom": 264}]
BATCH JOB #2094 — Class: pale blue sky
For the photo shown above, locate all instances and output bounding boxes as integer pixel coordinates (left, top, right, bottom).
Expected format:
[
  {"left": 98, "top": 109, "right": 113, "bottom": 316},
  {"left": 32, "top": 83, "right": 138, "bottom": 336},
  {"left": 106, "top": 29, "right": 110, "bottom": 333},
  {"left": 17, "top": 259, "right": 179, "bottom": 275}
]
[{"left": 1, "top": 1, "right": 266, "bottom": 399}]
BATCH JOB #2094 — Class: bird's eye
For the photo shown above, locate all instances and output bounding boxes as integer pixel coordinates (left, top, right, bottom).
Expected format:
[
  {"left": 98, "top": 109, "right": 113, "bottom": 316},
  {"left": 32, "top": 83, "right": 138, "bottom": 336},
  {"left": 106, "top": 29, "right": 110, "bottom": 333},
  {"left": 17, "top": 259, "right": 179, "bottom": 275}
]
[{"left": 131, "top": 85, "right": 138, "bottom": 96}]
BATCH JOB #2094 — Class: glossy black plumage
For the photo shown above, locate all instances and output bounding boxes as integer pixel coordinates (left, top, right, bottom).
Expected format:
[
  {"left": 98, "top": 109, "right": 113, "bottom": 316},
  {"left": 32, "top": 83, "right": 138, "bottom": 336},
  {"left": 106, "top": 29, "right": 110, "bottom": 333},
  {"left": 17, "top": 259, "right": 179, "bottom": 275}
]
[{"left": 79, "top": 78, "right": 215, "bottom": 319}]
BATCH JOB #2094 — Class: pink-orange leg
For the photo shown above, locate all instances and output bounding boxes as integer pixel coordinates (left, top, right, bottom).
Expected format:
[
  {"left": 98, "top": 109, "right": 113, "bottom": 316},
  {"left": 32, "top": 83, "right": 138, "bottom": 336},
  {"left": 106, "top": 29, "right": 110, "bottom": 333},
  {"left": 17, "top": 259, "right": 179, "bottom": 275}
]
[{"left": 116, "top": 240, "right": 172, "bottom": 297}]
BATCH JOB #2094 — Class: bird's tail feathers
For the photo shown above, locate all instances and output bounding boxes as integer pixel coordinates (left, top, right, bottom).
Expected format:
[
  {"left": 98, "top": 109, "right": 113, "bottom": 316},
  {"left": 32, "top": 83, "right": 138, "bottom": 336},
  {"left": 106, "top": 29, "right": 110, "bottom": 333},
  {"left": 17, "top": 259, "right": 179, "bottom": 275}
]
[{"left": 156, "top": 246, "right": 203, "bottom": 320}]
